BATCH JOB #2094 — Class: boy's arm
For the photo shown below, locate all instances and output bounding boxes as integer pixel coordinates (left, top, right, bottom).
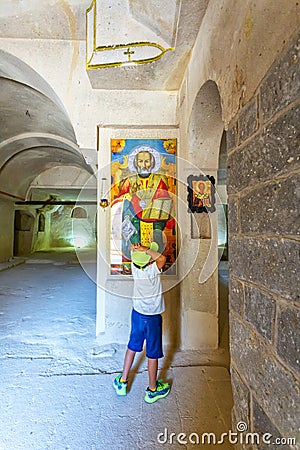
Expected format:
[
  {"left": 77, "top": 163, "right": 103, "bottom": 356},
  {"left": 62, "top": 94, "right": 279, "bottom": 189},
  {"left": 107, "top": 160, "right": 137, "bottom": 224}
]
[
  {"left": 131, "top": 243, "right": 166, "bottom": 270},
  {"left": 145, "top": 247, "right": 166, "bottom": 270}
]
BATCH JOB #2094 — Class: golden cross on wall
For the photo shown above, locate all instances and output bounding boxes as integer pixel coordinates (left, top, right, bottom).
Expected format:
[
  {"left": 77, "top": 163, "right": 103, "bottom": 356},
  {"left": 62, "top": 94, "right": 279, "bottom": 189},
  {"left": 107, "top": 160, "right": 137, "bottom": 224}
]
[{"left": 124, "top": 47, "right": 135, "bottom": 62}]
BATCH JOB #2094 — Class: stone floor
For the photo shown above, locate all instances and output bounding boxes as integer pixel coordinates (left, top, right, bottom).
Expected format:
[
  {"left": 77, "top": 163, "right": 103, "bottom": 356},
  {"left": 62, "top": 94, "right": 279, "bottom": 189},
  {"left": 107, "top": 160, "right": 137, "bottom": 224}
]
[{"left": 0, "top": 250, "right": 234, "bottom": 450}]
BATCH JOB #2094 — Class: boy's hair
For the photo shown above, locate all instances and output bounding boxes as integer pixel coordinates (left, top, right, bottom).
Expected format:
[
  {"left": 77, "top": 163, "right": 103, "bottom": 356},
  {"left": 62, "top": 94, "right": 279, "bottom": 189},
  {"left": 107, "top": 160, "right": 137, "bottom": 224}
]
[{"left": 133, "top": 261, "right": 152, "bottom": 270}]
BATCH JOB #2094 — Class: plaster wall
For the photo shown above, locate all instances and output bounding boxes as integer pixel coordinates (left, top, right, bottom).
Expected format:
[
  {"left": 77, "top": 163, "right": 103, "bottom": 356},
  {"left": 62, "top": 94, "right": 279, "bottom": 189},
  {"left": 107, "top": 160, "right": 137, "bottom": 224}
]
[
  {"left": 34, "top": 211, "right": 51, "bottom": 251},
  {"left": 0, "top": 199, "right": 14, "bottom": 263},
  {"left": 31, "top": 166, "right": 93, "bottom": 189},
  {"left": 50, "top": 205, "right": 96, "bottom": 249},
  {"left": 12, "top": 206, "right": 44, "bottom": 255},
  {"left": 179, "top": 80, "right": 223, "bottom": 349},
  {"left": 12, "top": 203, "right": 96, "bottom": 253},
  {"left": 30, "top": 166, "right": 97, "bottom": 250},
  {"left": 14, "top": 209, "right": 35, "bottom": 256}
]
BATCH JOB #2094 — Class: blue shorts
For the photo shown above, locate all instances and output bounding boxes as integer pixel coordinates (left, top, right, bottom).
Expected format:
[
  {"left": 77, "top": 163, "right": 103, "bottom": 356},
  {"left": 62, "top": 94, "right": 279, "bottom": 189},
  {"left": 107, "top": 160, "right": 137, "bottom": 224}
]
[{"left": 128, "top": 309, "right": 163, "bottom": 359}]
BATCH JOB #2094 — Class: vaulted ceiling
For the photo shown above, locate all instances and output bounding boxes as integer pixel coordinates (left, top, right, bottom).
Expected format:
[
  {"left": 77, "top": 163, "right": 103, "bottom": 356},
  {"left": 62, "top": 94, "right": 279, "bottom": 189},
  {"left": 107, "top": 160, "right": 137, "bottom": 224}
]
[
  {"left": 0, "top": 49, "right": 92, "bottom": 201},
  {"left": 0, "top": 0, "right": 209, "bottom": 201}
]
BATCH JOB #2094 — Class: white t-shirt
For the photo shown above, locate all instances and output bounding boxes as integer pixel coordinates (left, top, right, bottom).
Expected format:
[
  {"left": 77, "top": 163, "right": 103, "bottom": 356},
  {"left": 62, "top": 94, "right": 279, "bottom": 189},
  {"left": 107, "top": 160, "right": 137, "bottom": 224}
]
[{"left": 131, "top": 262, "right": 165, "bottom": 315}]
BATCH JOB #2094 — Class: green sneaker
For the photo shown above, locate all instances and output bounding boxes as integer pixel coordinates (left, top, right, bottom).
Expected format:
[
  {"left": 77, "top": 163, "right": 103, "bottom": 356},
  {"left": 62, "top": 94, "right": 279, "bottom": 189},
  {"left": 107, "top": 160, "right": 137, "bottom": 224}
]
[
  {"left": 113, "top": 374, "right": 127, "bottom": 396},
  {"left": 144, "top": 380, "right": 170, "bottom": 404}
]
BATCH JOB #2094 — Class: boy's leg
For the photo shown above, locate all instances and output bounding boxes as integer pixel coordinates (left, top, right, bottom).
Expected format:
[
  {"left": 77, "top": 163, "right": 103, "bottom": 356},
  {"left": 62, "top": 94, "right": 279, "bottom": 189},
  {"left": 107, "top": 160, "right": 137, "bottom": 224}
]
[
  {"left": 145, "top": 358, "right": 170, "bottom": 403},
  {"left": 122, "top": 348, "right": 136, "bottom": 380},
  {"left": 145, "top": 314, "right": 162, "bottom": 389},
  {"left": 114, "top": 348, "right": 136, "bottom": 396},
  {"left": 144, "top": 315, "right": 170, "bottom": 403},
  {"left": 148, "top": 358, "right": 158, "bottom": 390}
]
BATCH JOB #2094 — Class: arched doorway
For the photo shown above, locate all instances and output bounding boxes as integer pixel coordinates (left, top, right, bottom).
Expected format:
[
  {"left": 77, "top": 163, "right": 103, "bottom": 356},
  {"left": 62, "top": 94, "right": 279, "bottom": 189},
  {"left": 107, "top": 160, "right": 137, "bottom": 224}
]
[
  {"left": 0, "top": 50, "right": 94, "bottom": 261},
  {"left": 181, "top": 80, "right": 225, "bottom": 351}
]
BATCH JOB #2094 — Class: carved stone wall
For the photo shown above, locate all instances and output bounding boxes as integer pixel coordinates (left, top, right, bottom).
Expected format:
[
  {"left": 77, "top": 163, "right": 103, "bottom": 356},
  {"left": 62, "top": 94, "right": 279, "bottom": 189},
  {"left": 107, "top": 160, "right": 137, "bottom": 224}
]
[{"left": 228, "top": 33, "right": 299, "bottom": 447}]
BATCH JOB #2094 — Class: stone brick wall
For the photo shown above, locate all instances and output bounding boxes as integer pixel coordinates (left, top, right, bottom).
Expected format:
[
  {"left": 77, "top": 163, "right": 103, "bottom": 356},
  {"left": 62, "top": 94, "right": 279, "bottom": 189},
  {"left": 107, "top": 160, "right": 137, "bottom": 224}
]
[{"left": 227, "top": 33, "right": 299, "bottom": 449}]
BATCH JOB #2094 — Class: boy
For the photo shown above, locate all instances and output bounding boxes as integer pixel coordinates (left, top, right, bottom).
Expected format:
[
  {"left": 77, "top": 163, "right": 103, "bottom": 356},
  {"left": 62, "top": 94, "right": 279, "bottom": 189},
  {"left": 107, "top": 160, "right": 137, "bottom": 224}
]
[{"left": 113, "top": 241, "right": 170, "bottom": 403}]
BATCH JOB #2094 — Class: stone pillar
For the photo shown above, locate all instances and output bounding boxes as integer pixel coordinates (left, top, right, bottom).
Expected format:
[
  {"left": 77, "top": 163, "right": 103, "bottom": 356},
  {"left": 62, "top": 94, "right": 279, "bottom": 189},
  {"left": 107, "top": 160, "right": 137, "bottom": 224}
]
[
  {"left": 0, "top": 199, "right": 14, "bottom": 262},
  {"left": 14, "top": 210, "right": 35, "bottom": 256},
  {"left": 227, "top": 34, "right": 299, "bottom": 448}
]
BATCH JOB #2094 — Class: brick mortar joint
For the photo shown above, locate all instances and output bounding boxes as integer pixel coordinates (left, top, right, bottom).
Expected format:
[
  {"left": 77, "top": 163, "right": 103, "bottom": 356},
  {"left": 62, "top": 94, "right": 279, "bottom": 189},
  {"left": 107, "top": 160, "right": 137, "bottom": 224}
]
[
  {"left": 257, "top": 90, "right": 262, "bottom": 132},
  {"left": 229, "top": 233, "right": 300, "bottom": 243},
  {"left": 237, "top": 232, "right": 300, "bottom": 242},
  {"left": 229, "top": 275, "right": 246, "bottom": 319},
  {"left": 230, "top": 312, "right": 300, "bottom": 383},
  {"left": 227, "top": 28, "right": 300, "bottom": 141},
  {"left": 236, "top": 94, "right": 260, "bottom": 148},
  {"left": 229, "top": 275, "right": 300, "bottom": 310},
  {"left": 227, "top": 97, "right": 300, "bottom": 158},
  {"left": 230, "top": 359, "right": 251, "bottom": 401},
  {"left": 227, "top": 167, "right": 300, "bottom": 198},
  {"left": 273, "top": 301, "right": 280, "bottom": 357},
  {"left": 249, "top": 389, "right": 255, "bottom": 433},
  {"left": 232, "top": 358, "right": 298, "bottom": 445}
]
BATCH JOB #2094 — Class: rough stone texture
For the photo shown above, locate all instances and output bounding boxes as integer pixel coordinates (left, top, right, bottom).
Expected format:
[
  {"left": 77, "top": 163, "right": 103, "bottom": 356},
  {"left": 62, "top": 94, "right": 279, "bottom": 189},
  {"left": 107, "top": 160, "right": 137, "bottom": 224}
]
[
  {"left": 252, "top": 399, "right": 287, "bottom": 450},
  {"left": 237, "top": 96, "right": 258, "bottom": 145},
  {"left": 277, "top": 304, "right": 300, "bottom": 374},
  {"left": 261, "top": 104, "right": 300, "bottom": 173},
  {"left": 227, "top": 105, "right": 300, "bottom": 195},
  {"left": 227, "top": 121, "right": 238, "bottom": 152},
  {"left": 15, "top": 210, "right": 34, "bottom": 231},
  {"left": 244, "top": 285, "right": 275, "bottom": 344},
  {"left": 228, "top": 32, "right": 300, "bottom": 448},
  {"left": 227, "top": 196, "right": 239, "bottom": 236},
  {"left": 230, "top": 237, "right": 300, "bottom": 302},
  {"left": 260, "top": 35, "right": 300, "bottom": 124},
  {"left": 0, "top": 200, "right": 14, "bottom": 263},
  {"left": 229, "top": 277, "right": 244, "bottom": 317},
  {"left": 227, "top": 137, "right": 263, "bottom": 195},
  {"left": 240, "top": 174, "right": 300, "bottom": 237},
  {"left": 230, "top": 368, "right": 250, "bottom": 426},
  {"left": 14, "top": 230, "right": 34, "bottom": 256},
  {"left": 230, "top": 315, "right": 300, "bottom": 437}
]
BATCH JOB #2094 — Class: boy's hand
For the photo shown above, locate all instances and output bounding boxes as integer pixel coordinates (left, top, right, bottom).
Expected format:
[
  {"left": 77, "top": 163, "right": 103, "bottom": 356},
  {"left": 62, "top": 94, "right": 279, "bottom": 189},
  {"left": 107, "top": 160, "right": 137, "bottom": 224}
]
[
  {"left": 130, "top": 242, "right": 166, "bottom": 269},
  {"left": 131, "top": 243, "right": 148, "bottom": 252}
]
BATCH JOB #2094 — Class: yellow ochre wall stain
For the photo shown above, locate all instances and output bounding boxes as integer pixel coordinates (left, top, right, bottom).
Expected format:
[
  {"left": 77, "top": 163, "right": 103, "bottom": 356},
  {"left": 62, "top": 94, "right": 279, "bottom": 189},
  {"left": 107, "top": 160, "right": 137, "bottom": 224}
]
[
  {"left": 59, "top": 0, "right": 80, "bottom": 93},
  {"left": 243, "top": 4, "right": 254, "bottom": 39}
]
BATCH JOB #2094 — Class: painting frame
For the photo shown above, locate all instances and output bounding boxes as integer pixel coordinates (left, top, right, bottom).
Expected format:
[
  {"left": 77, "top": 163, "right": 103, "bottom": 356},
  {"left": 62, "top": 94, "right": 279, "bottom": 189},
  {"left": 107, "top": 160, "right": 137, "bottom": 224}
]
[
  {"left": 187, "top": 174, "right": 216, "bottom": 213},
  {"left": 97, "top": 126, "right": 179, "bottom": 278}
]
